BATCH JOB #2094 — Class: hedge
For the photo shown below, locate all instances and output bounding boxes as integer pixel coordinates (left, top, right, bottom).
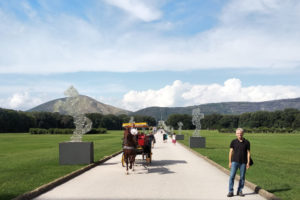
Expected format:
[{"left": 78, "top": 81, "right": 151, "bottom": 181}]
[
  {"left": 29, "top": 128, "right": 107, "bottom": 134},
  {"left": 218, "top": 127, "right": 295, "bottom": 134}
]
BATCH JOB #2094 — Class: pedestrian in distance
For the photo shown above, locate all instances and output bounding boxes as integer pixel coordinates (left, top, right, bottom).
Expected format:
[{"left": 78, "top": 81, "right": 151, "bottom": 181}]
[
  {"left": 227, "top": 128, "right": 251, "bottom": 197},
  {"left": 163, "top": 132, "right": 167, "bottom": 143},
  {"left": 172, "top": 133, "right": 176, "bottom": 144}
]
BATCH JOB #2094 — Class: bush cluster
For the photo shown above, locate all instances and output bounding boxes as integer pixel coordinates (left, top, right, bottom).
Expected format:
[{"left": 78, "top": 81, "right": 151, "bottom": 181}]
[
  {"left": 86, "top": 128, "right": 107, "bottom": 134},
  {"left": 29, "top": 128, "right": 107, "bottom": 134},
  {"left": 218, "top": 127, "right": 295, "bottom": 134}
]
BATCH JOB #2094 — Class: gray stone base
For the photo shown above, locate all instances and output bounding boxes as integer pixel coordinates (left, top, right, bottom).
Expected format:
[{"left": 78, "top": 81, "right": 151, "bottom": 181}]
[
  {"left": 59, "top": 142, "right": 94, "bottom": 165},
  {"left": 189, "top": 137, "right": 206, "bottom": 148},
  {"left": 176, "top": 134, "right": 184, "bottom": 140}
]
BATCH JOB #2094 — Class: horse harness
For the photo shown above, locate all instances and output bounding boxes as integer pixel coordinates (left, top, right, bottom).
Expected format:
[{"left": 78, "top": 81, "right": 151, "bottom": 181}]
[
  {"left": 123, "top": 146, "right": 135, "bottom": 150},
  {"left": 123, "top": 132, "right": 136, "bottom": 150}
]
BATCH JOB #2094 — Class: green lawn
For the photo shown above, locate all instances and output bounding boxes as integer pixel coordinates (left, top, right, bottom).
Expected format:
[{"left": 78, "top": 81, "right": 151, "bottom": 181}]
[
  {"left": 178, "top": 130, "right": 300, "bottom": 200},
  {"left": 0, "top": 131, "right": 123, "bottom": 200},
  {"left": 1, "top": 131, "right": 299, "bottom": 200}
]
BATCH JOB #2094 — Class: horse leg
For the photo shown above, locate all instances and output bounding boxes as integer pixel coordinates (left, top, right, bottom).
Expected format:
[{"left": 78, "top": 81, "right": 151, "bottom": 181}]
[
  {"left": 129, "top": 154, "right": 133, "bottom": 169},
  {"left": 129, "top": 154, "right": 134, "bottom": 171},
  {"left": 132, "top": 153, "right": 136, "bottom": 171},
  {"left": 124, "top": 152, "right": 129, "bottom": 175}
]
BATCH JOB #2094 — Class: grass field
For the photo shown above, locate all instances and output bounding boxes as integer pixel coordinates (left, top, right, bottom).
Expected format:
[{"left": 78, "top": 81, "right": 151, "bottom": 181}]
[
  {"left": 0, "top": 131, "right": 123, "bottom": 200},
  {"left": 1, "top": 131, "right": 299, "bottom": 200},
  {"left": 178, "top": 130, "right": 300, "bottom": 200}
]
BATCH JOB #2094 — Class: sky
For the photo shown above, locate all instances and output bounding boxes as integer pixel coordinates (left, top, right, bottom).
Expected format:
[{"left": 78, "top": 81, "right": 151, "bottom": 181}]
[{"left": 1, "top": 0, "right": 300, "bottom": 112}]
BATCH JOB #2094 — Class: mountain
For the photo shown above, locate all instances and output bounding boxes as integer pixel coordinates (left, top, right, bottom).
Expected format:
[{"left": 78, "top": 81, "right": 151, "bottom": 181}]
[
  {"left": 27, "top": 95, "right": 131, "bottom": 115},
  {"left": 28, "top": 96, "right": 300, "bottom": 120},
  {"left": 133, "top": 98, "right": 300, "bottom": 120}
]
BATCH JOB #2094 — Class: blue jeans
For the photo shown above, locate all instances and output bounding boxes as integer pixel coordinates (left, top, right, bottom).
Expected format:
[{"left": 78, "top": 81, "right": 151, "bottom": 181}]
[{"left": 229, "top": 162, "right": 246, "bottom": 193}]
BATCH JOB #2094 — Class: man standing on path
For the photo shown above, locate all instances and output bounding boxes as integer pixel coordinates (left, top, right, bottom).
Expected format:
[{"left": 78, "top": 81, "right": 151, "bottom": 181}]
[{"left": 227, "top": 128, "right": 251, "bottom": 197}]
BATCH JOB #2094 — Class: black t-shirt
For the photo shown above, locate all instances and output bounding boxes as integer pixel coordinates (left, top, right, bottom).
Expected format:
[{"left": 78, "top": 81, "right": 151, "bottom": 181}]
[{"left": 230, "top": 138, "right": 250, "bottom": 164}]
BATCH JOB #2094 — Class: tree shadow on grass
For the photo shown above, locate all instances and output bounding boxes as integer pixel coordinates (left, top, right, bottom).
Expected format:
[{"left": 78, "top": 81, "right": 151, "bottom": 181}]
[
  {"left": 205, "top": 147, "right": 216, "bottom": 149},
  {"left": 251, "top": 186, "right": 291, "bottom": 195},
  {"left": 267, "top": 187, "right": 291, "bottom": 193},
  {"left": 0, "top": 193, "right": 16, "bottom": 200}
]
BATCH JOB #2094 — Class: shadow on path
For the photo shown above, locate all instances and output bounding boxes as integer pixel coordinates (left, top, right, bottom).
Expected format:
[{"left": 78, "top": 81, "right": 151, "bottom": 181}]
[
  {"left": 243, "top": 192, "right": 258, "bottom": 196},
  {"left": 101, "top": 162, "right": 119, "bottom": 166},
  {"left": 147, "top": 166, "right": 175, "bottom": 175},
  {"left": 150, "top": 160, "right": 187, "bottom": 167},
  {"left": 134, "top": 160, "right": 186, "bottom": 175}
]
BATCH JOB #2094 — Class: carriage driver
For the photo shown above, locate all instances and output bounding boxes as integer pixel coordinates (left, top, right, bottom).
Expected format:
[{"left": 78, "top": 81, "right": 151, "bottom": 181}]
[{"left": 130, "top": 127, "right": 138, "bottom": 135}]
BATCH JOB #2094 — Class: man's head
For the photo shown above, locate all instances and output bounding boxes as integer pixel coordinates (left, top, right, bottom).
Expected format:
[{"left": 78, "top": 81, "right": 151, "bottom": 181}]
[{"left": 236, "top": 128, "right": 244, "bottom": 140}]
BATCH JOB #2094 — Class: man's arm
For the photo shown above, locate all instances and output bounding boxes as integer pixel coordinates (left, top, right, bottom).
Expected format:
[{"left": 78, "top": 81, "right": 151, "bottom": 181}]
[
  {"left": 229, "top": 148, "right": 233, "bottom": 168},
  {"left": 247, "top": 150, "right": 251, "bottom": 169}
]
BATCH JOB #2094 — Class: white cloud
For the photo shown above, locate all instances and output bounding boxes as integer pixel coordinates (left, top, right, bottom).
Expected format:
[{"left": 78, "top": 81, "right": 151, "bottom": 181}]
[
  {"left": 9, "top": 92, "right": 29, "bottom": 109},
  {"left": 6, "top": 92, "right": 43, "bottom": 110},
  {"left": 121, "top": 78, "right": 300, "bottom": 111},
  {"left": 104, "top": 0, "right": 162, "bottom": 22},
  {"left": 0, "top": 0, "right": 300, "bottom": 74}
]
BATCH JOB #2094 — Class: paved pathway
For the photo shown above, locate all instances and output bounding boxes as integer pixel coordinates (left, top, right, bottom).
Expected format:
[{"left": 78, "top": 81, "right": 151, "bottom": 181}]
[{"left": 35, "top": 134, "right": 265, "bottom": 200}]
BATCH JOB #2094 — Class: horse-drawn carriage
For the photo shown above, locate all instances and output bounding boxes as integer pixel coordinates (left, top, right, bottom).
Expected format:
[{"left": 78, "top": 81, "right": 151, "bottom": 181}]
[{"left": 121, "top": 122, "right": 153, "bottom": 170}]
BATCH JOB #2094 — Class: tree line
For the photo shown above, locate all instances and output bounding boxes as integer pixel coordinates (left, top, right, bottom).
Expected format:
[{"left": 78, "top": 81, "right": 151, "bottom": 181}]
[
  {"left": 0, "top": 108, "right": 156, "bottom": 133},
  {"left": 1, "top": 107, "right": 300, "bottom": 133},
  {"left": 166, "top": 108, "right": 300, "bottom": 131}
]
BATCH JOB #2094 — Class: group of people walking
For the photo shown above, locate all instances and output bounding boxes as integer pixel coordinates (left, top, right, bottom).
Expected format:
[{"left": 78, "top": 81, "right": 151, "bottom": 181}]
[{"left": 161, "top": 130, "right": 177, "bottom": 144}]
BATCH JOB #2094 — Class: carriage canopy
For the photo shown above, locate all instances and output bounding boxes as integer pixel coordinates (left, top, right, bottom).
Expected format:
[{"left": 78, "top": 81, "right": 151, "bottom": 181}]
[{"left": 122, "top": 122, "right": 148, "bottom": 128}]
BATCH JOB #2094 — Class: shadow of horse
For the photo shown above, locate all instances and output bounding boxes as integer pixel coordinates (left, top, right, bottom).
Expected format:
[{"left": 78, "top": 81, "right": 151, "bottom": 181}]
[
  {"left": 150, "top": 159, "right": 187, "bottom": 167},
  {"left": 140, "top": 159, "right": 187, "bottom": 175},
  {"left": 147, "top": 166, "right": 176, "bottom": 174}
]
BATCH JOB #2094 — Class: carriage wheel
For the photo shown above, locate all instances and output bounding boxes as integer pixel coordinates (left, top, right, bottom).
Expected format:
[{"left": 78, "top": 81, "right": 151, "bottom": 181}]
[{"left": 121, "top": 153, "right": 125, "bottom": 167}]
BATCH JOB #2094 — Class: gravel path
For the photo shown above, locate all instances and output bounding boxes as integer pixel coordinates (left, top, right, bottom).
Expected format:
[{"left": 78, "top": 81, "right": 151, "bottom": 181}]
[{"left": 35, "top": 134, "right": 266, "bottom": 200}]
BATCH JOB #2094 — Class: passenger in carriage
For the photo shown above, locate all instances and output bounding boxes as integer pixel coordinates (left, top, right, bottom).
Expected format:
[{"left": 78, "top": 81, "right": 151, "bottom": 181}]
[
  {"left": 130, "top": 126, "right": 138, "bottom": 142},
  {"left": 148, "top": 132, "right": 155, "bottom": 148},
  {"left": 143, "top": 134, "right": 152, "bottom": 159}
]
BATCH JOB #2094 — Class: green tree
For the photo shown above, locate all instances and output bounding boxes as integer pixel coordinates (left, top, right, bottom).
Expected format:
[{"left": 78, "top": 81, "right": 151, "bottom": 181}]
[
  {"left": 166, "top": 114, "right": 193, "bottom": 129},
  {"left": 218, "top": 115, "right": 239, "bottom": 129},
  {"left": 202, "top": 113, "right": 223, "bottom": 129}
]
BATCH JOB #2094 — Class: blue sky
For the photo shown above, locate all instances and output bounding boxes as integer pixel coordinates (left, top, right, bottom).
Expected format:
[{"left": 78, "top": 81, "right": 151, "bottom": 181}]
[{"left": 1, "top": 0, "right": 300, "bottom": 111}]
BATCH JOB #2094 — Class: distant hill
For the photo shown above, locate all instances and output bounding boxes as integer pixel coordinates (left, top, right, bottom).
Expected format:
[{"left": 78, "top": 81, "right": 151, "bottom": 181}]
[
  {"left": 28, "top": 96, "right": 300, "bottom": 120},
  {"left": 133, "top": 98, "right": 300, "bottom": 120},
  {"left": 27, "top": 95, "right": 131, "bottom": 115}
]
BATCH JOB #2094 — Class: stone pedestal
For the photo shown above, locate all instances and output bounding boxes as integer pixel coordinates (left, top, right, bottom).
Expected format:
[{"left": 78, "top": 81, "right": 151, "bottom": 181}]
[
  {"left": 189, "top": 137, "right": 206, "bottom": 148},
  {"left": 176, "top": 134, "right": 184, "bottom": 140},
  {"left": 59, "top": 142, "right": 94, "bottom": 165}
]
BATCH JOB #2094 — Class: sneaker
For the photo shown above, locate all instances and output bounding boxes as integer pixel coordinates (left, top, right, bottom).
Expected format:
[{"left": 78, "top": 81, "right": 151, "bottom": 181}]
[
  {"left": 237, "top": 191, "right": 245, "bottom": 197},
  {"left": 227, "top": 192, "right": 234, "bottom": 197}
]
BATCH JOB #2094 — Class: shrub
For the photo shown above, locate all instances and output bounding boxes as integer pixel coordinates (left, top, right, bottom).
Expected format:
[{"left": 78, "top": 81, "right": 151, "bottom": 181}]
[{"left": 86, "top": 128, "right": 107, "bottom": 134}]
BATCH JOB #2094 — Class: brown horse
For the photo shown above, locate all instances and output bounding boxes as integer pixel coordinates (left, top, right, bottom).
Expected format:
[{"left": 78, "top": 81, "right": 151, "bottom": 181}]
[{"left": 123, "top": 127, "right": 137, "bottom": 175}]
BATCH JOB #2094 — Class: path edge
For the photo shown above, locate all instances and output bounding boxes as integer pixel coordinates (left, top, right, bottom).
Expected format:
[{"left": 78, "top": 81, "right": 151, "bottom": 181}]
[
  {"left": 178, "top": 142, "right": 281, "bottom": 200},
  {"left": 12, "top": 150, "right": 123, "bottom": 200}
]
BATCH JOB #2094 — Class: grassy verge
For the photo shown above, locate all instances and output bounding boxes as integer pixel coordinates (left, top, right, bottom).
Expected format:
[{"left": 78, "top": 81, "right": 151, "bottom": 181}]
[
  {"left": 178, "top": 130, "right": 300, "bottom": 200},
  {"left": 0, "top": 131, "right": 123, "bottom": 200}
]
